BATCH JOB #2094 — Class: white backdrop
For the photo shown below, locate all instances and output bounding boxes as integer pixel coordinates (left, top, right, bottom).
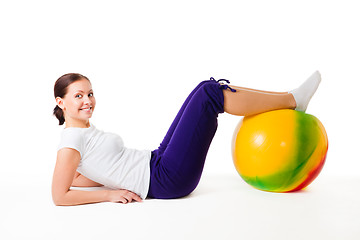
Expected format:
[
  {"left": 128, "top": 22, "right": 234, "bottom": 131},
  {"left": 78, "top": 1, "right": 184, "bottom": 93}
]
[
  {"left": 1, "top": 1, "right": 360, "bottom": 239},
  {"left": 0, "top": 0, "right": 359, "bottom": 234},
  {"left": 1, "top": 0, "right": 358, "bottom": 179}
]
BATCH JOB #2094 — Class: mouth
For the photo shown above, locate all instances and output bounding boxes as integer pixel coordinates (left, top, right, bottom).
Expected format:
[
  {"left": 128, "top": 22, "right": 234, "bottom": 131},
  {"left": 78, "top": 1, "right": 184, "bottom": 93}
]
[{"left": 80, "top": 106, "right": 93, "bottom": 112}]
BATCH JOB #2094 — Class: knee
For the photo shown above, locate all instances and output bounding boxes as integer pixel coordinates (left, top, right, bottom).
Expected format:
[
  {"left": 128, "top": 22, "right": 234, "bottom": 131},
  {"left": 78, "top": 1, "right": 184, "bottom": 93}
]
[
  {"left": 195, "top": 82, "right": 224, "bottom": 113},
  {"left": 196, "top": 80, "right": 216, "bottom": 89},
  {"left": 199, "top": 80, "right": 222, "bottom": 91}
]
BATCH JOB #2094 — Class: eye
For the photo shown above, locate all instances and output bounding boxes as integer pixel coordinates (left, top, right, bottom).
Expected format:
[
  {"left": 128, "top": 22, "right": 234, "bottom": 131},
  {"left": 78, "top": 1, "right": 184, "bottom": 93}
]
[
  {"left": 75, "top": 94, "right": 83, "bottom": 98},
  {"left": 88, "top": 93, "right": 94, "bottom": 97}
]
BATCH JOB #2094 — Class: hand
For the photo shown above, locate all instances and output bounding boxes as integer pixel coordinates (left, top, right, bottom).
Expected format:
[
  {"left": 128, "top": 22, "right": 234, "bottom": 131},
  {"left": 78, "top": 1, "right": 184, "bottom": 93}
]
[{"left": 107, "top": 189, "right": 143, "bottom": 204}]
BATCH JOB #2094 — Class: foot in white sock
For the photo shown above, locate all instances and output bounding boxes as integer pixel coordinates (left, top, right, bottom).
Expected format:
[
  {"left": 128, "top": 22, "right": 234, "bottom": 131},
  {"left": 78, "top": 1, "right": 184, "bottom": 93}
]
[{"left": 289, "top": 71, "right": 321, "bottom": 112}]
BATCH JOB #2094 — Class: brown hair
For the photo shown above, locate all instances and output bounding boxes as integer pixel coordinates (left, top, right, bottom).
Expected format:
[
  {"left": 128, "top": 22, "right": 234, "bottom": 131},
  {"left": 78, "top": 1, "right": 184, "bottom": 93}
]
[{"left": 53, "top": 73, "right": 90, "bottom": 125}]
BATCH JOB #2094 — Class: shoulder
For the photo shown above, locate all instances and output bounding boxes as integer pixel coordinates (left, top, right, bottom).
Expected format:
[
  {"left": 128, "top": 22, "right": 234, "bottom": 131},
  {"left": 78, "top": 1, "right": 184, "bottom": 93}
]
[
  {"left": 60, "top": 128, "right": 85, "bottom": 144},
  {"left": 58, "top": 128, "right": 86, "bottom": 157}
]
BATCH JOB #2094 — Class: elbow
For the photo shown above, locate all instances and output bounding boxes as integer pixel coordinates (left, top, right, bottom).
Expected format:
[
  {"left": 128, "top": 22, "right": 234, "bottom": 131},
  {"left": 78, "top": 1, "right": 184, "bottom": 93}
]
[
  {"left": 52, "top": 195, "right": 64, "bottom": 206},
  {"left": 53, "top": 201, "right": 62, "bottom": 206},
  {"left": 52, "top": 191, "right": 68, "bottom": 206},
  {"left": 52, "top": 183, "right": 72, "bottom": 206},
  {"left": 53, "top": 197, "right": 72, "bottom": 206}
]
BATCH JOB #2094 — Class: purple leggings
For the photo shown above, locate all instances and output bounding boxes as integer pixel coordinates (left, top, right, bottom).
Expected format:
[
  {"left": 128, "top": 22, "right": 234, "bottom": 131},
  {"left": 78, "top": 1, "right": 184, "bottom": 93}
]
[{"left": 147, "top": 78, "right": 236, "bottom": 199}]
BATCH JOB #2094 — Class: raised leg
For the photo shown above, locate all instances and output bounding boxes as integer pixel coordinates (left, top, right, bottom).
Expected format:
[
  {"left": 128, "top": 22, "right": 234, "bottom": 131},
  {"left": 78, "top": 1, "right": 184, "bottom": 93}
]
[
  {"left": 148, "top": 81, "right": 223, "bottom": 199},
  {"left": 156, "top": 80, "right": 212, "bottom": 154},
  {"left": 148, "top": 72, "right": 321, "bottom": 199},
  {"left": 223, "top": 71, "right": 321, "bottom": 115},
  {"left": 223, "top": 86, "right": 296, "bottom": 116}
]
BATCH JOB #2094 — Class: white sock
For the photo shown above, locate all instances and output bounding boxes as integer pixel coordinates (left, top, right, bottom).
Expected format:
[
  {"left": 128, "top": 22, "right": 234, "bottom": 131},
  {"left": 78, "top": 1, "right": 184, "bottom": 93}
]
[{"left": 289, "top": 71, "right": 321, "bottom": 112}]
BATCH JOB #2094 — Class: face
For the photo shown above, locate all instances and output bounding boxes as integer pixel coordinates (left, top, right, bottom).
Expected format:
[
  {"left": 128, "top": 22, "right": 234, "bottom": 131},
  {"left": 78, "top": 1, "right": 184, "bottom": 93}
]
[{"left": 56, "top": 78, "right": 96, "bottom": 127}]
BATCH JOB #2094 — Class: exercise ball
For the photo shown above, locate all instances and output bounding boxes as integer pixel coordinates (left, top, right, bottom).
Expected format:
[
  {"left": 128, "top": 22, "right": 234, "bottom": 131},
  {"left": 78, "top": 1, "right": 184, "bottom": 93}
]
[{"left": 232, "top": 109, "right": 328, "bottom": 192}]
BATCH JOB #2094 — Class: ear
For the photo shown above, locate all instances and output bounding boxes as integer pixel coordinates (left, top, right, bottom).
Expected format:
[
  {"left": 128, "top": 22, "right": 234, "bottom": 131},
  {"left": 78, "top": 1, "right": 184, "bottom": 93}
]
[{"left": 56, "top": 97, "right": 65, "bottom": 110}]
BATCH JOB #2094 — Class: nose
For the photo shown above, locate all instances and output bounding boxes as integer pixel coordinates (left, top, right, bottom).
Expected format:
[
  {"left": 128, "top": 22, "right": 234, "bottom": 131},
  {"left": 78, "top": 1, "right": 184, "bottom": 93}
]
[{"left": 83, "top": 95, "right": 92, "bottom": 105}]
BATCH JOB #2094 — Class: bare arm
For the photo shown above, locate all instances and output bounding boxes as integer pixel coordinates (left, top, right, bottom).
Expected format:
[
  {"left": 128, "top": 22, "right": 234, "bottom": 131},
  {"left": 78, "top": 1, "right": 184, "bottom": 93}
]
[
  {"left": 72, "top": 172, "right": 104, "bottom": 187},
  {"left": 52, "top": 148, "right": 142, "bottom": 206}
]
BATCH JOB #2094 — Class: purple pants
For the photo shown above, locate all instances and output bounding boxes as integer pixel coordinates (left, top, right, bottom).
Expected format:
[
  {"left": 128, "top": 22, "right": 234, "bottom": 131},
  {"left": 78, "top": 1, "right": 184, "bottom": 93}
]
[{"left": 147, "top": 78, "right": 235, "bottom": 199}]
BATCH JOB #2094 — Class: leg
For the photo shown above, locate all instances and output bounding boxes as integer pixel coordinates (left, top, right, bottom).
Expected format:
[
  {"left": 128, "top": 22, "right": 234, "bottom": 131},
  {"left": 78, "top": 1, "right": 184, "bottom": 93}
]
[
  {"left": 156, "top": 80, "right": 213, "bottom": 154},
  {"left": 223, "top": 71, "right": 321, "bottom": 115},
  {"left": 157, "top": 79, "right": 292, "bottom": 154},
  {"left": 223, "top": 86, "right": 296, "bottom": 116},
  {"left": 148, "top": 72, "right": 321, "bottom": 199},
  {"left": 230, "top": 85, "right": 289, "bottom": 95},
  {"left": 148, "top": 80, "right": 224, "bottom": 199}
]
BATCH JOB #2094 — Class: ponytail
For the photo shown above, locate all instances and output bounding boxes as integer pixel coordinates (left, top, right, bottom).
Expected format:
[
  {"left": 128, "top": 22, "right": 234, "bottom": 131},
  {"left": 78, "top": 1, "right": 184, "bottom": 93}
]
[{"left": 53, "top": 105, "right": 65, "bottom": 125}]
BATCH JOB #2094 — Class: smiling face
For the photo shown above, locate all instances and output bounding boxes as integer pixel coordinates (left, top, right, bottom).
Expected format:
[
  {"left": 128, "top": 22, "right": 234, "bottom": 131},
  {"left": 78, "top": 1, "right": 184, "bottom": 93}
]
[{"left": 56, "top": 78, "right": 96, "bottom": 128}]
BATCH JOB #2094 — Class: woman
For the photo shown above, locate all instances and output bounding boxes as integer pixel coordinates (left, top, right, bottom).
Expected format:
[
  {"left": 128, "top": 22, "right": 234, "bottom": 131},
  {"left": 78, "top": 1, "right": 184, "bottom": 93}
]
[{"left": 52, "top": 72, "right": 321, "bottom": 206}]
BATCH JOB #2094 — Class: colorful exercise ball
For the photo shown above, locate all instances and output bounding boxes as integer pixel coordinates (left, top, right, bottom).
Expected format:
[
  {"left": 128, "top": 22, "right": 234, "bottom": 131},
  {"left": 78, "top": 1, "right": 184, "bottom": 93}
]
[{"left": 232, "top": 109, "right": 328, "bottom": 192}]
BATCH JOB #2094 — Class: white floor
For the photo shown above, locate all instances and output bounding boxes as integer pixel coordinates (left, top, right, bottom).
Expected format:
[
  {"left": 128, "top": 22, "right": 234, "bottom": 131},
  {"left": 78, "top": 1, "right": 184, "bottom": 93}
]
[{"left": 2, "top": 172, "right": 359, "bottom": 240}]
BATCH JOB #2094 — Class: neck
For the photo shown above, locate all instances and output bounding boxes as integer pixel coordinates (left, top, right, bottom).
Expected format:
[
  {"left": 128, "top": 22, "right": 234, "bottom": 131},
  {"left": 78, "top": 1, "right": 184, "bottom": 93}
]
[{"left": 65, "top": 119, "right": 91, "bottom": 128}]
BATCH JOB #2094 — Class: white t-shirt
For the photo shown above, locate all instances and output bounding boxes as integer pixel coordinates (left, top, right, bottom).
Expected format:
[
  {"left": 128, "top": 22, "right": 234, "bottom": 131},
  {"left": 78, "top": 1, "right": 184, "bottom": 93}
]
[{"left": 57, "top": 124, "right": 151, "bottom": 199}]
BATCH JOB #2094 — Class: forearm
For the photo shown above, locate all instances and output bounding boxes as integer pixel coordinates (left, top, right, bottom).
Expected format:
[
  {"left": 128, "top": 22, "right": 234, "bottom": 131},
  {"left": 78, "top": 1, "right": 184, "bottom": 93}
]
[{"left": 54, "top": 189, "right": 109, "bottom": 206}]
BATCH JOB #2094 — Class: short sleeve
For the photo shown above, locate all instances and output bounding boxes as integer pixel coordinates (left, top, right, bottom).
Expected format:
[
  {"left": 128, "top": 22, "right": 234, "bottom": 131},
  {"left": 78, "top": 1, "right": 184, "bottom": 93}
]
[{"left": 57, "top": 128, "right": 84, "bottom": 158}]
